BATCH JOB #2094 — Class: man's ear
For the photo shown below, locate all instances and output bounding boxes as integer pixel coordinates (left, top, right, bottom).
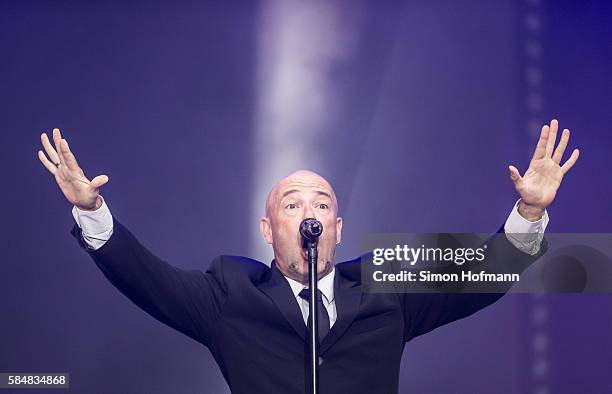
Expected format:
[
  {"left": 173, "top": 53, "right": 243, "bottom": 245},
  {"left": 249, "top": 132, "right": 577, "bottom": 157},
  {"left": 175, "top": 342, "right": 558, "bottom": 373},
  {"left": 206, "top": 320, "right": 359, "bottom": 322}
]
[
  {"left": 336, "top": 217, "right": 343, "bottom": 245},
  {"left": 260, "top": 217, "right": 273, "bottom": 244}
]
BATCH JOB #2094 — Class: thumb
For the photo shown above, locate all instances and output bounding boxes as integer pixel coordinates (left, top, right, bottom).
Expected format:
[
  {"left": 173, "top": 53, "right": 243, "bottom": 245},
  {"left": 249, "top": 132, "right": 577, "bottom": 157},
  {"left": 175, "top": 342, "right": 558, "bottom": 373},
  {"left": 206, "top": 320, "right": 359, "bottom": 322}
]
[
  {"left": 91, "top": 174, "right": 109, "bottom": 189},
  {"left": 508, "top": 165, "right": 522, "bottom": 186}
]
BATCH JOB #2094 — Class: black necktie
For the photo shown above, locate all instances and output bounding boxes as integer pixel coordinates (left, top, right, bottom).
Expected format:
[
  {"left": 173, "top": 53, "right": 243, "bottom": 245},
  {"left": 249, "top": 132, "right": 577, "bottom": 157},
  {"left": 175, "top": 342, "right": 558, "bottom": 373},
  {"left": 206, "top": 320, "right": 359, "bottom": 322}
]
[{"left": 298, "top": 288, "right": 330, "bottom": 343}]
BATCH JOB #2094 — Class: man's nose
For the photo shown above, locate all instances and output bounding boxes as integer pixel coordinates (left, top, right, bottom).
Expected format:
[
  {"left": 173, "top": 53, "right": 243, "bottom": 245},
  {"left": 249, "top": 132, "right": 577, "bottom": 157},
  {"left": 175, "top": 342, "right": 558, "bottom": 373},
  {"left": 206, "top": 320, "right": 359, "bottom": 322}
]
[{"left": 303, "top": 205, "right": 315, "bottom": 219}]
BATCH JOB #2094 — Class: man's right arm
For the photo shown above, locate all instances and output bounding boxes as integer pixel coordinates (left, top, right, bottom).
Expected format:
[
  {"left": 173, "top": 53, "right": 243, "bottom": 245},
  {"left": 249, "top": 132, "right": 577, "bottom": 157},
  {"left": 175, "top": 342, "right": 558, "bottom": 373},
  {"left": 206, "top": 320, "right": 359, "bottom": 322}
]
[
  {"left": 71, "top": 196, "right": 228, "bottom": 347},
  {"left": 71, "top": 195, "right": 114, "bottom": 250},
  {"left": 36, "top": 128, "right": 228, "bottom": 346}
]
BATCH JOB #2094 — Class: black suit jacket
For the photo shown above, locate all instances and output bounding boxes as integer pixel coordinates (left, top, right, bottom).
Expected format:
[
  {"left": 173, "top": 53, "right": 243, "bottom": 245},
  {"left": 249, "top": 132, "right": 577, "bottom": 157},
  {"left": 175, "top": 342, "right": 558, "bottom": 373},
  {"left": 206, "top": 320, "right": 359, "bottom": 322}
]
[{"left": 71, "top": 217, "right": 546, "bottom": 394}]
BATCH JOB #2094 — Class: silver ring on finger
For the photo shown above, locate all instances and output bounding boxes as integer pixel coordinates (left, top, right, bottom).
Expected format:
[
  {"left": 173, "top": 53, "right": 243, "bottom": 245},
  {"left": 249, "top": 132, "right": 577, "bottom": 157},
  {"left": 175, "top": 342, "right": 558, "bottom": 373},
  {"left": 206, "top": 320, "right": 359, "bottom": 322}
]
[{"left": 53, "top": 161, "right": 60, "bottom": 167}]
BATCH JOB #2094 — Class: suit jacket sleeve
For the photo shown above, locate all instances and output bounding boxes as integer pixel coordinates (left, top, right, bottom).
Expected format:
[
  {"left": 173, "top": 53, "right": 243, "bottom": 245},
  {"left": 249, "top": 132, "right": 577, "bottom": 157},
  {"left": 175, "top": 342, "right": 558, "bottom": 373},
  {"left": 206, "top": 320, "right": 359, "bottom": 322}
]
[
  {"left": 70, "top": 216, "right": 228, "bottom": 347},
  {"left": 401, "top": 224, "right": 548, "bottom": 342}
]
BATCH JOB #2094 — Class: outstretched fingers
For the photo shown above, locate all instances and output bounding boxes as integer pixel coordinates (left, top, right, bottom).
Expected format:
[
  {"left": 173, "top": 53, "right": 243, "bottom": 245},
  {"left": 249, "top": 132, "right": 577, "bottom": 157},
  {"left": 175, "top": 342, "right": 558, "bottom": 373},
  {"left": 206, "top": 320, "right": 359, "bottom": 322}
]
[
  {"left": 560, "top": 149, "right": 580, "bottom": 174},
  {"left": 60, "top": 138, "right": 80, "bottom": 170},
  {"left": 39, "top": 128, "right": 83, "bottom": 175},
  {"left": 508, "top": 165, "right": 523, "bottom": 187},
  {"left": 38, "top": 149, "right": 58, "bottom": 175},
  {"left": 544, "top": 119, "right": 559, "bottom": 158},
  {"left": 531, "top": 124, "right": 549, "bottom": 161},
  {"left": 41, "top": 132, "right": 61, "bottom": 165},
  {"left": 52, "top": 128, "right": 66, "bottom": 165},
  {"left": 552, "top": 129, "right": 570, "bottom": 164},
  {"left": 91, "top": 175, "right": 109, "bottom": 189}
]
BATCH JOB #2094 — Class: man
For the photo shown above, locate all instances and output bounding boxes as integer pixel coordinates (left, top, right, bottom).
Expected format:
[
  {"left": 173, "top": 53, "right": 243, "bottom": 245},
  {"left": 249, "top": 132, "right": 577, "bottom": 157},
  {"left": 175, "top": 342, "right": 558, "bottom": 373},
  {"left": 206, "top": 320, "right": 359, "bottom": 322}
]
[{"left": 37, "top": 120, "right": 579, "bottom": 393}]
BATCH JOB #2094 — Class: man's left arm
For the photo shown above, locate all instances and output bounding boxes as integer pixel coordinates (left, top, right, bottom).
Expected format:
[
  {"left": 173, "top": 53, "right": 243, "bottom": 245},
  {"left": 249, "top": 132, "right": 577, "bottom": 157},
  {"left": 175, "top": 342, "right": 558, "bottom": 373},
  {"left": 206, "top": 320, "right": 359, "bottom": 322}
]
[
  {"left": 402, "top": 119, "right": 579, "bottom": 341},
  {"left": 504, "top": 198, "right": 549, "bottom": 255}
]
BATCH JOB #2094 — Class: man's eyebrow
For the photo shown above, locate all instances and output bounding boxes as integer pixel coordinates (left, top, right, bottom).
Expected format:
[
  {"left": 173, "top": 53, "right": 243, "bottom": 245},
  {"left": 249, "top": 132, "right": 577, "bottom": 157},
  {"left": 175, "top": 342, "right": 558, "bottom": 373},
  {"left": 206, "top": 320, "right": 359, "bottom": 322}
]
[
  {"left": 279, "top": 189, "right": 333, "bottom": 200},
  {"left": 313, "top": 191, "right": 332, "bottom": 199},
  {"left": 280, "top": 189, "right": 300, "bottom": 200}
]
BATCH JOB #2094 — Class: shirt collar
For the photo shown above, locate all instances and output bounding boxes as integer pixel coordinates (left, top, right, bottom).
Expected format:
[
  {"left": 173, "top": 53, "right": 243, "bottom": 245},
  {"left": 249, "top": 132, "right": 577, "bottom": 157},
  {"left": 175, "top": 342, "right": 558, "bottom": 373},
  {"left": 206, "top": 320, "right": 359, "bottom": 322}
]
[{"left": 284, "top": 266, "right": 336, "bottom": 304}]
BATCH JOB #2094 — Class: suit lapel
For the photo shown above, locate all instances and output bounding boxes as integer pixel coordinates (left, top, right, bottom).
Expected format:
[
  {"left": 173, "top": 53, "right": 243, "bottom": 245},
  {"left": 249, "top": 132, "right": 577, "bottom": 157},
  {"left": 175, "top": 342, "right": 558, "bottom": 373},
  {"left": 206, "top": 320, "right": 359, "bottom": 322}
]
[
  {"left": 258, "top": 260, "right": 363, "bottom": 351},
  {"left": 319, "top": 267, "right": 361, "bottom": 354},
  {"left": 258, "top": 260, "right": 307, "bottom": 341}
]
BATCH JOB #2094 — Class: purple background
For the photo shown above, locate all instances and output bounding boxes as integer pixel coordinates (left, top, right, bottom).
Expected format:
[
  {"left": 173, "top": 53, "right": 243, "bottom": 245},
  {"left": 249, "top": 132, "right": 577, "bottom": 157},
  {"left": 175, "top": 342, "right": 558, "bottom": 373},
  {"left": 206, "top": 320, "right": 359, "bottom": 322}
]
[{"left": 2, "top": 1, "right": 611, "bottom": 393}]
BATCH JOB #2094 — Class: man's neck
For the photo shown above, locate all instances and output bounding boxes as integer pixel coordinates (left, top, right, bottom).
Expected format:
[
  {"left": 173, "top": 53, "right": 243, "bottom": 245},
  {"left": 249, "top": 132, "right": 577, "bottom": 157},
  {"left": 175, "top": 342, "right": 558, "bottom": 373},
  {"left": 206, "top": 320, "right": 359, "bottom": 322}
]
[{"left": 284, "top": 266, "right": 336, "bottom": 303}]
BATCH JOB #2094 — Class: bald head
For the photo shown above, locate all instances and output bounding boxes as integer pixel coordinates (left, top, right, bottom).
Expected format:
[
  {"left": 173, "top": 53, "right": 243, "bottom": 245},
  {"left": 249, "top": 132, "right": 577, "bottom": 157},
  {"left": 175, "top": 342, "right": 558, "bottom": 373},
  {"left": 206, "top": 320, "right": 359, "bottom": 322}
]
[
  {"left": 265, "top": 170, "right": 338, "bottom": 218},
  {"left": 259, "top": 169, "right": 343, "bottom": 284}
]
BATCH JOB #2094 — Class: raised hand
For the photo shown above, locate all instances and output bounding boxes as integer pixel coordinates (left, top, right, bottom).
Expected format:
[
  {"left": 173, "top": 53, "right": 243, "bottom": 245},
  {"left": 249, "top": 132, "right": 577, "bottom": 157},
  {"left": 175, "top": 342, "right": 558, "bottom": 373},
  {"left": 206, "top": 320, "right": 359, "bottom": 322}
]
[
  {"left": 37, "top": 128, "right": 109, "bottom": 211},
  {"left": 508, "top": 119, "right": 580, "bottom": 221}
]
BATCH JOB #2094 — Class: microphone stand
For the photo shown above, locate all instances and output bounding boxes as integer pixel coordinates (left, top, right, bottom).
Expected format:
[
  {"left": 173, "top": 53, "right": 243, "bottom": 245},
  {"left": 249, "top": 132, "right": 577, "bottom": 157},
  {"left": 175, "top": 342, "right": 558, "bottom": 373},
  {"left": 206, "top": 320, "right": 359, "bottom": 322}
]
[
  {"left": 300, "top": 218, "right": 323, "bottom": 394},
  {"left": 306, "top": 236, "right": 319, "bottom": 394}
]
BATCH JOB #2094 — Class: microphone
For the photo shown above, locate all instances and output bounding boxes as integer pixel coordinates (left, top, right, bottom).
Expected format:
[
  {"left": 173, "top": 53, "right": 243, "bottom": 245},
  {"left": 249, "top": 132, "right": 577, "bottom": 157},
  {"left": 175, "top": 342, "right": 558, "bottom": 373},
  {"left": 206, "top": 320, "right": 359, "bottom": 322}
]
[{"left": 300, "top": 218, "right": 323, "bottom": 243}]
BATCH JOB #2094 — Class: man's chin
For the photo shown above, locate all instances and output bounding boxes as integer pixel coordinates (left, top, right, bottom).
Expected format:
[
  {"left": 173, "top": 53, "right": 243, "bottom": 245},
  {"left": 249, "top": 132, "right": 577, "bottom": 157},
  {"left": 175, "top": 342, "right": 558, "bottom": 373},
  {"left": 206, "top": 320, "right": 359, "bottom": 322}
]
[{"left": 297, "top": 258, "right": 329, "bottom": 276}]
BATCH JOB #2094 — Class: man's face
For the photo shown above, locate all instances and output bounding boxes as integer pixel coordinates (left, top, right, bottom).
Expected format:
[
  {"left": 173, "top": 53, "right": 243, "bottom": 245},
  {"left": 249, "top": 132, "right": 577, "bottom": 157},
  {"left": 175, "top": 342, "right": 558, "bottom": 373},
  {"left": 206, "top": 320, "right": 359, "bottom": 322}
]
[{"left": 260, "top": 171, "right": 342, "bottom": 284}]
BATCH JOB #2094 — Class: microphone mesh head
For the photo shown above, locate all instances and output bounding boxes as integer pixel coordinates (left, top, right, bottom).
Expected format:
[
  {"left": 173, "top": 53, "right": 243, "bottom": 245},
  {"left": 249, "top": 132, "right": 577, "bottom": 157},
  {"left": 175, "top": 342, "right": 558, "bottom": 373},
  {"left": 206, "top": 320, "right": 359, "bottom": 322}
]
[{"left": 300, "top": 218, "right": 323, "bottom": 240}]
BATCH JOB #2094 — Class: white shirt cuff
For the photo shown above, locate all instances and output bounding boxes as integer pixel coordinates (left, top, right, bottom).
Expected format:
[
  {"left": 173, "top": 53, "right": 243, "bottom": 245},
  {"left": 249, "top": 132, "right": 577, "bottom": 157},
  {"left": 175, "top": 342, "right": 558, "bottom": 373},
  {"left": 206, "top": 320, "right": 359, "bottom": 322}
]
[
  {"left": 71, "top": 195, "right": 114, "bottom": 250},
  {"left": 503, "top": 199, "right": 549, "bottom": 255}
]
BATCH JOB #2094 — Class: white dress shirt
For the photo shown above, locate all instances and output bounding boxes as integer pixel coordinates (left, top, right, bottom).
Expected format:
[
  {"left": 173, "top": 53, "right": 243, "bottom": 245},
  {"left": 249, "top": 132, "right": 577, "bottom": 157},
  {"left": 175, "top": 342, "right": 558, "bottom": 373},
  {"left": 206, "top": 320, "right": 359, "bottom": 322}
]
[
  {"left": 71, "top": 196, "right": 549, "bottom": 330},
  {"left": 285, "top": 267, "right": 337, "bottom": 329}
]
